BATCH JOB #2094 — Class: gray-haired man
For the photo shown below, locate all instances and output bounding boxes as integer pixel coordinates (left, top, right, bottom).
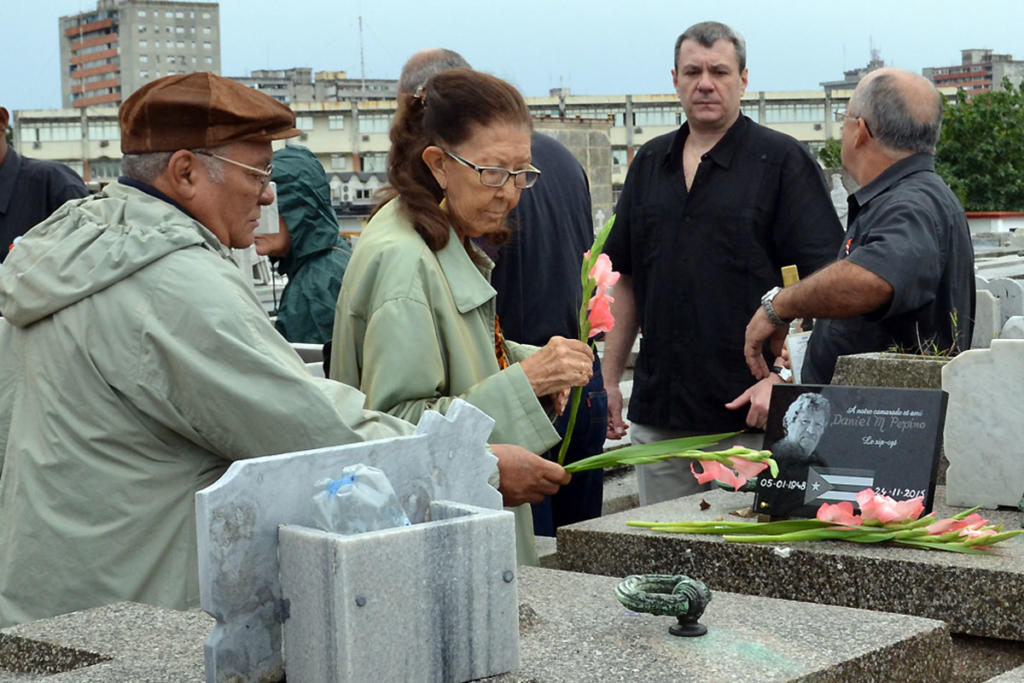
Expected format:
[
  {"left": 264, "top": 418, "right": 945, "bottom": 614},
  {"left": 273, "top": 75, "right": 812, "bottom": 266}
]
[{"left": 743, "top": 67, "right": 975, "bottom": 384}]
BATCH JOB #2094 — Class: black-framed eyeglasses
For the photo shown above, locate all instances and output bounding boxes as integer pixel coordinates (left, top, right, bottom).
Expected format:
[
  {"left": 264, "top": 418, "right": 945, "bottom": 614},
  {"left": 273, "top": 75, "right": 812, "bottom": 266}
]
[
  {"left": 444, "top": 150, "right": 541, "bottom": 189},
  {"left": 834, "top": 108, "right": 873, "bottom": 137},
  {"left": 194, "top": 150, "right": 274, "bottom": 191}
]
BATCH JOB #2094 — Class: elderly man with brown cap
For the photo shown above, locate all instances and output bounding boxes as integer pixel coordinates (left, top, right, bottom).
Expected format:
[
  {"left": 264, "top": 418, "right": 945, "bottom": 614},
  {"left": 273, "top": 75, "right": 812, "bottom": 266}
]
[{"left": 0, "top": 73, "right": 405, "bottom": 627}]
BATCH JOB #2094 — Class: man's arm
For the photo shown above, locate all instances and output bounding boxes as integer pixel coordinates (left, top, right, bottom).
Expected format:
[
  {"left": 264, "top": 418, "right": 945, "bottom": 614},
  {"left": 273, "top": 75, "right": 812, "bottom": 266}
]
[
  {"left": 744, "top": 260, "right": 894, "bottom": 378},
  {"left": 602, "top": 274, "right": 638, "bottom": 439}
]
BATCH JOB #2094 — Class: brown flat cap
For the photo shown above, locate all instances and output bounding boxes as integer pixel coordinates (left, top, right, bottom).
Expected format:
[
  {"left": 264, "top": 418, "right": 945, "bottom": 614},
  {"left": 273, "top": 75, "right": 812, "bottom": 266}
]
[{"left": 119, "top": 72, "right": 301, "bottom": 153}]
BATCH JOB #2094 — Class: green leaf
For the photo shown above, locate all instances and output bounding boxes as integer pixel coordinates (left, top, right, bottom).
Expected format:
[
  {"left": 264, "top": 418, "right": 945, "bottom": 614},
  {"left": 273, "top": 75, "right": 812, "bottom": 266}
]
[{"left": 564, "top": 431, "right": 742, "bottom": 472}]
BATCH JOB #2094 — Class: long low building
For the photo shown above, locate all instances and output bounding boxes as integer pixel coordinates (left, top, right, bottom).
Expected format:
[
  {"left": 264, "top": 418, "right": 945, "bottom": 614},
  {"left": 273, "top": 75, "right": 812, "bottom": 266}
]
[{"left": 16, "top": 85, "right": 946, "bottom": 232}]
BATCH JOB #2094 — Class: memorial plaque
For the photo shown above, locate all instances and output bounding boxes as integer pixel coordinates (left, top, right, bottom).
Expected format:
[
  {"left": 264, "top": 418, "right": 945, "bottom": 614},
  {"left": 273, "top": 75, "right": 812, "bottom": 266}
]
[{"left": 754, "top": 384, "right": 947, "bottom": 518}]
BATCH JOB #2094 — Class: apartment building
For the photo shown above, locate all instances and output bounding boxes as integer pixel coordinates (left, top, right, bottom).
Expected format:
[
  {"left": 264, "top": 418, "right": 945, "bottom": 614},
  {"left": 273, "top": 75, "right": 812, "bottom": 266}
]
[
  {"left": 59, "top": 0, "right": 220, "bottom": 109},
  {"left": 924, "top": 49, "right": 1024, "bottom": 95}
]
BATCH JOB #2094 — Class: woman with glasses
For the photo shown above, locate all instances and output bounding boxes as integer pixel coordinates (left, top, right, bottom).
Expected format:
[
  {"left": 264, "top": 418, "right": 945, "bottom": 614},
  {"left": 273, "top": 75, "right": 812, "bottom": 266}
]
[{"left": 329, "top": 69, "right": 593, "bottom": 564}]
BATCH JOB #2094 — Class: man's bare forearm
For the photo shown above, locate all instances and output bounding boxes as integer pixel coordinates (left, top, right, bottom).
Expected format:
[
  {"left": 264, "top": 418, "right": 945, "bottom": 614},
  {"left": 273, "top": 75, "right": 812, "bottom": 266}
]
[
  {"left": 601, "top": 274, "right": 639, "bottom": 385},
  {"left": 773, "top": 260, "right": 894, "bottom": 321}
]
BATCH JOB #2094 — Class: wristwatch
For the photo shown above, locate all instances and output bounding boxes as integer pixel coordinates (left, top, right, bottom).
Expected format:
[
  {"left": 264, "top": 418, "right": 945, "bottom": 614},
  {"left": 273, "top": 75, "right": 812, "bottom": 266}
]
[
  {"left": 760, "top": 286, "right": 791, "bottom": 328},
  {"left": 771, "top": 365, "right": 793, "bottom": 382}
]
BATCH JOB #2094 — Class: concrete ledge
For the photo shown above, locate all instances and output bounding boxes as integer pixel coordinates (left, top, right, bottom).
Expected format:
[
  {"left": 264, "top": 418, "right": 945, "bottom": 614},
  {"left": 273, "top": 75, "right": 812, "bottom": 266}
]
[
  {"left": 557, "top": 486, "right": 1024, "bottom": 641},
  {"left": 2, "top": 569, "right": 955, "bottom": 682}
]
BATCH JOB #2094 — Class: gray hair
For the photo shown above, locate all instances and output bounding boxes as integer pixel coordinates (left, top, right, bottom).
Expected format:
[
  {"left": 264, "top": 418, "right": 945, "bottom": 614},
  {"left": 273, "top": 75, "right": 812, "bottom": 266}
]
[
  {"left": 398, "top": 49, "right": 471, "bottom": 95},
  {"left": 851, "top": 73, "right": 944, "bottom": 155},
  {"left": 121, "top": 152, "right": 174, "bottom": 183},
  {"left": 783, "top": 393, "right": 831, "bottom": 427},
  {"left": 674, "top": 21, "right": 746, "bottom": 71},
  {"left": 121, "top": 146, "right": 230, "bottom": 183}
]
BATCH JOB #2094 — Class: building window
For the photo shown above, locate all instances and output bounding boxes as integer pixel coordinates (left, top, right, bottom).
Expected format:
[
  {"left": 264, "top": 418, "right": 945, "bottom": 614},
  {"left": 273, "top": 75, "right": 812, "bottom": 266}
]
[
  {"left": 330, "top": 154, "right": 350, "bottom": 170},
  {"left": 763, "top": 102, "right": 824, "bottom": 123},
  {"left": 355, "top": 188, "right": 372, "bottom": 200},
  {"left": 360, "top": 152, "right": 387, "bottom": 172},
  {"left": 632, "top": 106, "right": 679, "bottom": 127},
  {"left": 295, "top": 115, "right": 314, "bottom": 130},
  {"left": 175, "top": 26, "right": 184, "bottom": 34},
  {"left": 358, "top": 113, "right": 391, "bottom": 133},
  {"left": 139, "top": 39, "right": 147, "bottom": 47},
  {"left": 612, "top": 148, "right": 628, "bottom": 166},
  {"left": 175, "top": 11, "right": 184, "bottom": 18},
  {"left": 138, "top": 24, "right": 146, "bottom": 33},
  {"left": 204, "top": 56, "right": 213, "bottom": 64},
  {"left": 88, "top": 120, "right": 120, "bottom": 140},
  {"left": 137, "top": 9, "right": 146, "bottom": 16},
  {"left": 328, "top": 114, "right": 345, "bottom": 130},
  {"left": 203, "top": 26, "right": 212, "bottom": 34},
  {"left": 203, "top": 41, "right": 211, "bottom": 49},
  {"left": 140, "top": 70, "right": 148, "bottom": 79},
  {"left": 191, "top": 56, "right": 197, "bottom": 63},
  {"left": 176, "top": 40, "right": 184, "bottom": 47},
  {"left": 21, "top": 120, "right": 80, "bottom": 143},
  {"left": 139, "top": 55, "right": 148, "bottom": 63},
  {"left": 165, "top": 11, "right": 173, "bottom": 18},
  {"left": 202, "top": 12, "right": 211, "bottom": 19}
]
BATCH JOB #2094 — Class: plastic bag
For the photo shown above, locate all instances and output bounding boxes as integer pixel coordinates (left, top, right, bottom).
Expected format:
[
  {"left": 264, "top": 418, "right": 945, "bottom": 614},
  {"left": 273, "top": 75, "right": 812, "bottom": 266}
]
[{"left": 311, "top": 463, "right": 411, "bottom": 535}]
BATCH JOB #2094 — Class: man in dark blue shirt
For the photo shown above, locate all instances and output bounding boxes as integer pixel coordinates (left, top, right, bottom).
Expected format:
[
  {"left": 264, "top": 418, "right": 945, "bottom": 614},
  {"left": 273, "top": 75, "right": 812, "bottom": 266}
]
[
  {"left": 493, "top": 131, "right": 607, "bottom": 536},
  {"left": 744, "top": 67, "right": 974, "bottom": 384},
  {"left": 602, "top": 22, "right": 842, "bottom": 505},
  {"left": 0, "top": 106, "right": 88, "bottom": 262}
]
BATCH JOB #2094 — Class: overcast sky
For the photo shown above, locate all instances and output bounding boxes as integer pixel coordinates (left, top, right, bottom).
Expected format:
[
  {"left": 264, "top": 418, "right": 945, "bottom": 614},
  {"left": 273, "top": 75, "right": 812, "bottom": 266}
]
[{"left": 3, "top": 0, "right": 1023, "bottom": 111}]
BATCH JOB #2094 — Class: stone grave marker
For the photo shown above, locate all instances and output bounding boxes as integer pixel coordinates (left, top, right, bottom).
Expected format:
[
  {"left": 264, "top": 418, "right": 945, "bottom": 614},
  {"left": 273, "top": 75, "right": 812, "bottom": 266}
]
[
  {"left": 278, "top": 500, "right": 516, "bottom": 682},
  {"left": 195, "top": 399, "right": 510, "bottom": 683},
  {"left": 972, "top": 288, "right": 1002, "bottom": 349},
  {"left": 983, "top": 277, "right": 1024, "bottom": 329},
  {"left": 943, "top": 339, "right": 1024, "bottom": 508},
  {"left": 755, "top": 384, "right": 947, "bottom": 518},
  {"left": 1000, "top": 315, "right": 1024, "bottom": 340}
]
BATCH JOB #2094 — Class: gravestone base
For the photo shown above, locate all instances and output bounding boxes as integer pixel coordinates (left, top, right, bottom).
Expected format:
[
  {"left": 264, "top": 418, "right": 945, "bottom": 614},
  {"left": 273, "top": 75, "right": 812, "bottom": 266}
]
[
  {"left": 1, "top": 568, "right": 955, "bottom": 682},
  {"left": 278, "top": 501, "right": 518, "bottom": 683}
]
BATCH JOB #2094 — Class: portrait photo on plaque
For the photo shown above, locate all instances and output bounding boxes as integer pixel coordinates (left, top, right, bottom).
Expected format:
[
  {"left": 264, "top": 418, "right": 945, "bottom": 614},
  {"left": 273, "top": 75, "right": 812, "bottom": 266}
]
[{"left": 754, "top": 384, "right": 948, "bottom": 518}]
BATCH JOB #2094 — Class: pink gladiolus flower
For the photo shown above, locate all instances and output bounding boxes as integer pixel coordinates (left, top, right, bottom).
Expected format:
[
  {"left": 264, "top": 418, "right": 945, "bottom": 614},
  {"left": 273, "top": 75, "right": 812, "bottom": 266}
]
[
  {"left": 927, "top": 512, "right": 990, "bottom": 536},
  {"left": 816, "top": 501, "right": 862, "bottom": 526},
  {"left": 587, "top": 291, "right": 615, "bottom": 336},
  {"left": 727, "top": 456, "right": 769, "bottom": 481},
  {"left": 587, "top": 252, "right": 620, "bottom": 295},
  {"left": 855, "top": 488, "right": 924, "bottom": 524},
  {"left": 959, "top": 527, "right": 997, "bottom": 539},
  {"left": 690, "top": 461, "right": 745, "bottom": 491}
]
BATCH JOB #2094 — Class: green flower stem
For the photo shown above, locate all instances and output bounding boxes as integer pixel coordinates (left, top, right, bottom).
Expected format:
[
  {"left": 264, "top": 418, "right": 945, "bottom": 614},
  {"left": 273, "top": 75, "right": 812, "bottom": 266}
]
[
  {"left": 557, "top": 215, "right": 615, "bottom": 463},
  {"left": 556, "top": 385, "right": 584, "bottom": 466}
]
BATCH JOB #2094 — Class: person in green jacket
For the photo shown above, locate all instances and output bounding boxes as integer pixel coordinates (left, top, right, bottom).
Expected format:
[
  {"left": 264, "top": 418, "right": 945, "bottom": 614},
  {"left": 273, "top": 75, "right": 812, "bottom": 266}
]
[
  {"left": 331, "top": 68, "right": 594, "bottom": 565},
  {"left": 254, "top": 144, "right": 352, "bottom": 344}
]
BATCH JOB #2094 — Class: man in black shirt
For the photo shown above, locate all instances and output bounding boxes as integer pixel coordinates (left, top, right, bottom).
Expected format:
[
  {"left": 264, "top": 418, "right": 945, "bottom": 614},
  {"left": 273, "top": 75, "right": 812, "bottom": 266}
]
[
  {"left": 0, "top": 106, "right": 88, "bottom": 262},
  {"left": 743, "top": 68, "right": 974, "bottom": 385},
  {"left": 602, "top": 21, "right": 842, "bottom": 505}
]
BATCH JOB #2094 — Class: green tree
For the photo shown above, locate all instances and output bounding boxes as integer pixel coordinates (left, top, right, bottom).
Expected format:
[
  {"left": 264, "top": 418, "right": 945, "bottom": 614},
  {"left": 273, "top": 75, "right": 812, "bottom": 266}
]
[
  {"left": 935, "top": 80, "right": 1024, "bottom": 211},
  {"left": 817, "top": 138, "right": 842, "bottom": 169}
]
